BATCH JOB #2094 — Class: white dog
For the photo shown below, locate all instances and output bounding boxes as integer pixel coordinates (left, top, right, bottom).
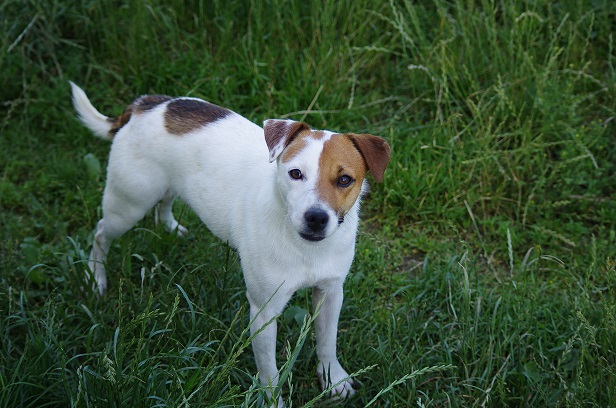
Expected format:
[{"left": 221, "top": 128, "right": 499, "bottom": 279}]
[{"left": 70, "top": 82, "right": 390, "bottom": 403}]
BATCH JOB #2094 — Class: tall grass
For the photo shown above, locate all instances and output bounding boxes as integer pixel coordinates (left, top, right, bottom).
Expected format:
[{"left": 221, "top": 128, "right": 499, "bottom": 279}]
[
  {"left": 1, "top": 0, "right": 614, "bottom": 406},
  {"left": 377, "top": 0, "right": 614, "bottom": 253}
]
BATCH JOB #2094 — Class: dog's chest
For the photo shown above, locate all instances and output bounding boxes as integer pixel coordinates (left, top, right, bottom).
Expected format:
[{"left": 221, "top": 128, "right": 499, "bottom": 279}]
[{"left": 239, "top": 231, "right": 354, "bottom": 290}]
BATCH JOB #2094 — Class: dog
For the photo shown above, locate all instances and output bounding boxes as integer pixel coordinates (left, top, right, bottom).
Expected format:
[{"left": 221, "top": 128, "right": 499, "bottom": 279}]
[{"left": 70, "top": 81, "right": 390, "bottom": 403}]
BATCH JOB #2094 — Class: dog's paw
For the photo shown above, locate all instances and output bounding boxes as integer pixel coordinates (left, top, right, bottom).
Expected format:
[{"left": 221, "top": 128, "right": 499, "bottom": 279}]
[
  {"left": 85, "top": 262, "right": 108, "bottom": 296},
  {"left": 161, "top": 219, "right": 188, "bottom": 237},
  {"left": 329, "top": 379, "right": 355, "bottom": 399},
  {"left": 268, "top": 396, "right": 285, "bottom": 408},
  {"left": 175, "top": 224, "right": 189, "bottom": 237},
  {"left": 154, "top": 206, "right": 188, "bottom": 236},
  {"left": 316, "top": 361, "right": 355, "bottom": 399}
]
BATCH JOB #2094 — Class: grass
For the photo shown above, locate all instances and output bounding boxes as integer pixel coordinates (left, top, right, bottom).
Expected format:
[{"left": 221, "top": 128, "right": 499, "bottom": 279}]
[{"left": 1, "top": 0, "right": 615, "bottom": 406}]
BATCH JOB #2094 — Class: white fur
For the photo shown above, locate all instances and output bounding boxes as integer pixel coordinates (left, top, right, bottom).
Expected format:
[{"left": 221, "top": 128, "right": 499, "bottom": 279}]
[
  {"left": 70, "top": 82, "right": 114, "bottom": 140},
  {"left": 71, "top": 83, "right": 362, "bottom": 404}
]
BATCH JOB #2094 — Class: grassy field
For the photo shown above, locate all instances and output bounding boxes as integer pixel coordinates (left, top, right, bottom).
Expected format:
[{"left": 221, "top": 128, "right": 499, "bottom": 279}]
[{"left": 1, "top": 0, "right": 615, "bottom": 406}]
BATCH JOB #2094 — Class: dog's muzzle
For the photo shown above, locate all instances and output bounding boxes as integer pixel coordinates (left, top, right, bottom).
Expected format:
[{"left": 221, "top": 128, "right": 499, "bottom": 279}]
[{"left": 300, "top": 207, "right": 330, "bottom": 242}]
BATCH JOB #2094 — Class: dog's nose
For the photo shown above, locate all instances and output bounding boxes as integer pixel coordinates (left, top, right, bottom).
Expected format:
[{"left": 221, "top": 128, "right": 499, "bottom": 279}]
[{"left": 304, "top": 208, "right": 329, "bottom": 232}]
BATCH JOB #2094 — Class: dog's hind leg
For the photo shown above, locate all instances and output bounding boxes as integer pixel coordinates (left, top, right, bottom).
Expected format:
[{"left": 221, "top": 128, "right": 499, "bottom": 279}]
[
  {"left": 88, "top": 182, "right": 164, "bottom": 295},
  {"left": 88, "top": 218, "right": 112, "bottom": 295},
  {"left": 155, "top": 192, "right": 188, "bottom": 236}
]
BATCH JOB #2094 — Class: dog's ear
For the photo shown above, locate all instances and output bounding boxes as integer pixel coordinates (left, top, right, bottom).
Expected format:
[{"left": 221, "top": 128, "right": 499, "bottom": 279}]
[
  {"left": 348, "top": 133, "right": 391, "bottom": 183},
  {"left": 263, "top": 119, "right": 310, "bottom": 162}
]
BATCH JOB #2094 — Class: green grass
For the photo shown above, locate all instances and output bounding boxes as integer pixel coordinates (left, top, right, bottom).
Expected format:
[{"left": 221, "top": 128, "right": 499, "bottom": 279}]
[{"left": 1, "top": 0, "right": 615, "bottom": 406}]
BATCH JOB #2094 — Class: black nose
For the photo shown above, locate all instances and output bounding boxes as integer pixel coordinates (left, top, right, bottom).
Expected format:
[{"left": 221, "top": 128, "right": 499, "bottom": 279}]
[{"left": 304, "top": 208, "right": 329, "bottom": 233}]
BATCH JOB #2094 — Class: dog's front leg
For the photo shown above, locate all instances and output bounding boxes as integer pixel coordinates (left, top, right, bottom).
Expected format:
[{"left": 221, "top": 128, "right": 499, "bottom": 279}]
[
  {"left": 248, "top": 293, "right": 286, "bottom": 407},
  {"left": 313, "top": 282, "right": 355, "bottom": 398}
]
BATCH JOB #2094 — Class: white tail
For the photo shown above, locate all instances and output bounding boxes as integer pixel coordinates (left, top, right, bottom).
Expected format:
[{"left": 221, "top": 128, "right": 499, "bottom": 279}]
[{"left": 69, "top": 81, "right": 114, "bottom": 141}]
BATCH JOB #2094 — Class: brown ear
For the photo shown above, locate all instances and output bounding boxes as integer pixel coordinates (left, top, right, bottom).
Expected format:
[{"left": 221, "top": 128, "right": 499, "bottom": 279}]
[
  {"left": 263, "top": 119, "right": 310, "bottom": 162},
  {"left": 348, "top": 133, "right": 391, "bottom": 183}
]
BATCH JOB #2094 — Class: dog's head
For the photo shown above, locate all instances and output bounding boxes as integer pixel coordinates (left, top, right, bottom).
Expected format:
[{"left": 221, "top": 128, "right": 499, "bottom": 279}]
[{"left": 264, "top": 119, "right": 390, "bottom": 242}]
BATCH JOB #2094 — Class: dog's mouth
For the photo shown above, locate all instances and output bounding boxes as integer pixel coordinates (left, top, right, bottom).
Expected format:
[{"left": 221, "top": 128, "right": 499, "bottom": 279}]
[{"left": 299, "top": 232, "right": 326, "bottom": 242}]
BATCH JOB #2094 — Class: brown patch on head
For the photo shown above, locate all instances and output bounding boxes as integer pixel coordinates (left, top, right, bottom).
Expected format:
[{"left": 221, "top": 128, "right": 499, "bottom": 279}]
[
  {"left": 264, "top": 120, "right": 311, "bottom": 162},
  {"left": 316, "top": 134, "right": 369, "bottom": 216},
  {"left": 279, "top": 135, "right": 308, "bottom": 163},
  {"left": 347, "top": 133, "right": 391, "bottom": 183},
  {"left": 108, "top": 95, "right": 172, "bottom": 136},
  {"left": 277, "top": 129, "right": 321, "bottom": 163},
  {"left": 164, "top": 99, "right": 231, "bottom": 135},
  {"left": 278, "top": 130, "right": 328, "bottom": 163}
]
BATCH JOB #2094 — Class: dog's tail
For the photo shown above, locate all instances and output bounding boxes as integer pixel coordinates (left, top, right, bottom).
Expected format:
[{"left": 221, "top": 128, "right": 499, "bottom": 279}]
[{"left": 69, "top": 81, "right": 114, "bottom": 141}]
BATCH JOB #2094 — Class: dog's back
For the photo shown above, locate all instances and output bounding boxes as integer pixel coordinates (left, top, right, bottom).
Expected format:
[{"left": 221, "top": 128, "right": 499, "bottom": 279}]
[{"left": 71, "top": 82, "right": 275, "bottom": 244}]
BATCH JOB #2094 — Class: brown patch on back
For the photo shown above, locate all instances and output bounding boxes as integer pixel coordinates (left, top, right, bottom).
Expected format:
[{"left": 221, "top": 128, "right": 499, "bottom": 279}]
[
  {"left": 134, "top": 94, "right": 173, "bottom": 110},
  {"left": 108, "top": 95, "right": 172, "bottom": 136},
  {"left": 108, "top": 110, "right": 133, "bottom": 136},
  {"left": 316, "top": 134, "right": 368, "bottom": 216},
  {"left": 164, "top": 99, "right": 231, "bottom": 135}
]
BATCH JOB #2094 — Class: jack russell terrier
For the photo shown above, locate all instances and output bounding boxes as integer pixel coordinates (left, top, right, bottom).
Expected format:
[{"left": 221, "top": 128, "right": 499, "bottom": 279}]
[{"left": 70, "top": 82, "right": 390, "bottom": 403}]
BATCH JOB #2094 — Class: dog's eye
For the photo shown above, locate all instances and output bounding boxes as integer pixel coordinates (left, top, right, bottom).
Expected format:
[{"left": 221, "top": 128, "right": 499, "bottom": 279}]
[
  {"left": 337, "top": 175, "right": 354, "bottom": 187},
  {"left": 289, "top": 169, "right": 303, "bottom": 180}
]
